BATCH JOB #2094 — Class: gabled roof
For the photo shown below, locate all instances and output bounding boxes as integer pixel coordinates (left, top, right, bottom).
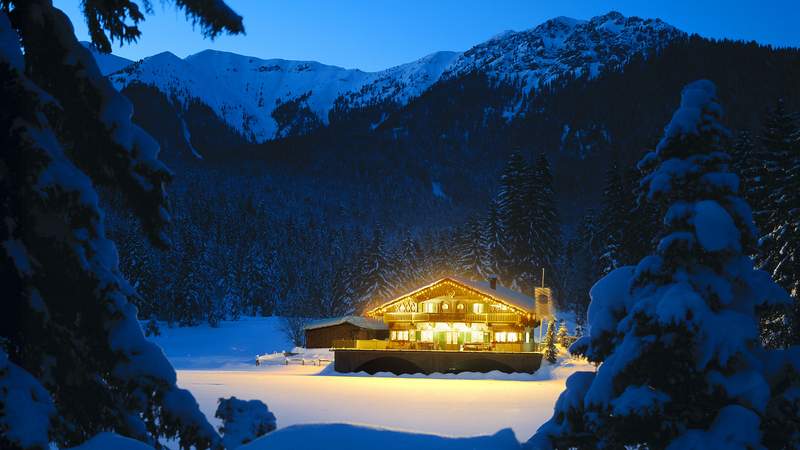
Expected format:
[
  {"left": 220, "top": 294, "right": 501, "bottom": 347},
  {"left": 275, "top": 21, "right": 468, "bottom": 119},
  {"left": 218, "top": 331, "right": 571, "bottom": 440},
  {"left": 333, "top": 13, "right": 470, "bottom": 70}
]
[
  {"left": 367, "top": 276, "right": 536, "bottom": 315},
  {"left": 304, "top": 315, "right": 388, "bottom": 331}
]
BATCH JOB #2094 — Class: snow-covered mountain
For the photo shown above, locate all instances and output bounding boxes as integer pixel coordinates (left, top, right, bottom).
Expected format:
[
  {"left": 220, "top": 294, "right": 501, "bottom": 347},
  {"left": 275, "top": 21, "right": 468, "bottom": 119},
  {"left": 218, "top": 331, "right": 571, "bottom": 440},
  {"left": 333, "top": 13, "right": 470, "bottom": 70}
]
[
  {"left": 442, "top": 12, "right": 682, "bottom": 92},
  {"left": 97, "top": 11, "right": 684, "bottom": 142},
  {"left": 106, "top": 49, "right": 458, "bottom": 141}
]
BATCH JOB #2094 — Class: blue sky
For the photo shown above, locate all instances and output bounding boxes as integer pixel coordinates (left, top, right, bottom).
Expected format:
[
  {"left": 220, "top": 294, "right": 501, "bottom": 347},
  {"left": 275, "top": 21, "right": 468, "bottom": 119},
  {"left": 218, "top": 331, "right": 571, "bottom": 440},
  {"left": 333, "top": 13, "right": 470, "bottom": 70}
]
[{"left": 54, "top": 0, "right": 799, "bottom": 72}]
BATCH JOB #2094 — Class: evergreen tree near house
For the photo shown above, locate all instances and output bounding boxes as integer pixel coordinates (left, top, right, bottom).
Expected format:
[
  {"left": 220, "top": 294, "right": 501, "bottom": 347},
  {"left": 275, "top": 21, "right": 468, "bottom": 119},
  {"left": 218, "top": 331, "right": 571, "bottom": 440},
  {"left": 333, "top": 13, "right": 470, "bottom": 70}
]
[
  {"left": 528, "top": 80, "right": 800, "bottom": 449},
  {"left": 556, "top": 320, "right": 569, "bottom": 348},
  {"left": 542, "top": 320, "right": 558, "bottom": 364},
  {"left": 455, "top": 215, "right": 489, "bottom": 281},
  {"left": 482, "top": 198, "right": 507, "bottom": 284},
  {"left": 622, "top": 163, "right": 663, "bottom": 265},
  {"left": 560, "top": 210, "right": 602, "bottom": 318},
  {"left": 497, "top": 152, "right": 531, "bottom": 286},
  {"left": 0, "top": 1, "right": 244, "bottom": 448},
  {"left": 355, "top": 225, "right": 396, "bottom": 312},
  {"left": 528, "top": 154, "right": 561, "bottom": 289},
  {"left": 395, "top": 231, "right": 424, "bottom": 290},
  {"left": 597, "top": 163, "right": 631, "bottom": 273},
  {"left": 215, "top": 397, "right": 276, "bottom": 449}
]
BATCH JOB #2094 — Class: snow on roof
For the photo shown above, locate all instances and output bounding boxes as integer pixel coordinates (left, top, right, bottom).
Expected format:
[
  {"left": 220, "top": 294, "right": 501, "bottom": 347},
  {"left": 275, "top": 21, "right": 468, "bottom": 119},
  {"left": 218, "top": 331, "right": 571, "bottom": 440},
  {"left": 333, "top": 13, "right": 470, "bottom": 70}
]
[
  {"left": 304, "top": 316, "right": 388, "bottom": 331},
  {"left": 451, "top": 276, "right": 536, "bottom": 311},
  {"left": 369, "top": 276, "right": 537, "bottom": 314}
]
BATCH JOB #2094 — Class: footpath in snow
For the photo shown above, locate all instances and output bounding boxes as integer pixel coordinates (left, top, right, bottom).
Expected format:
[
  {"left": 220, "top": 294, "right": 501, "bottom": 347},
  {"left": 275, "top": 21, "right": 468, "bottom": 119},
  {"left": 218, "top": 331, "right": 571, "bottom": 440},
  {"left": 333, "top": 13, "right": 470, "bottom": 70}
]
[{"left": 147, "top": 317, "right": 593, "bottom": 449}]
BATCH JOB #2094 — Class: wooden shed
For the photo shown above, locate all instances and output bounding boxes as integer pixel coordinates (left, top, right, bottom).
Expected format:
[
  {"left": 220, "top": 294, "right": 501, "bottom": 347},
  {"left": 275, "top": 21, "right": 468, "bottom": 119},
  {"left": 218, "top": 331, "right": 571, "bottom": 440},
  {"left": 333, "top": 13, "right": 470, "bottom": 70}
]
[{"left": 304, "top": 316, "right": 389, "bottom": 349}]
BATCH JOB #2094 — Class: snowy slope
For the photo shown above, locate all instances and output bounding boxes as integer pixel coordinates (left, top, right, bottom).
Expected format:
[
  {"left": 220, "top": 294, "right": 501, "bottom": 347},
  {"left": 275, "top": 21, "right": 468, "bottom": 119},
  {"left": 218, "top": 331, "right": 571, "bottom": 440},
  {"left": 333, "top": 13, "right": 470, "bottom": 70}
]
[
  {"left": 242, "top": 424, "right": 521, "bottom": 450},
  {"left": 442, "top": 11, "right": 683, "bottom": 93},
  {"left": 145, "top": 316, "right": 294, "bottom": 369},
  {"left": 110, "top": 49, "right": 458, "bottom": 141},
  {"left": 102, "top": 11, "right": 683, "bottom": 142}
]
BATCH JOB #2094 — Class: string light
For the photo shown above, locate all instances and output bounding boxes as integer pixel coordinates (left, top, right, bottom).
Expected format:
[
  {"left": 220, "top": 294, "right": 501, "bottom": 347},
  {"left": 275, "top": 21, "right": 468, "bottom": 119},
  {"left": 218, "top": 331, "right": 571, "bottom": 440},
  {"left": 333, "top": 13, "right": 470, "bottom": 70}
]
[{"left": 367, "top": 277, "right": 543, "bottom": 324}]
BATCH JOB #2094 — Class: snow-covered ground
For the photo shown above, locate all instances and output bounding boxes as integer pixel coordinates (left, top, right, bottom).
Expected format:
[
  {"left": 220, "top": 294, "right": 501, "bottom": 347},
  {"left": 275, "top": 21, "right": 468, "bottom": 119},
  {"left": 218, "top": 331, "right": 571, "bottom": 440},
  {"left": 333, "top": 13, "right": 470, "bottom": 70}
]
[
  {"left": 148, "top": 316, "right": 593, "bottom": 447},
  {"left": 146, "top": 317, "right": 295, "bottom": 369}
]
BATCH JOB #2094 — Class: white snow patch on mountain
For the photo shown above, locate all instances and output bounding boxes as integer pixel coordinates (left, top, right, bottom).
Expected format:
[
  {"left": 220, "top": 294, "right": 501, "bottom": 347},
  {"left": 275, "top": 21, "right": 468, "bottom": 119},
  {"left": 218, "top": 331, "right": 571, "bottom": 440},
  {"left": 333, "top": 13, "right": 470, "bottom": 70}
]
[
  {"left": 95, "top": 11, "right": 683, "bottom": 143},
  {"left": 442, "top": 11, "right": 683, "bottom": 94},
  {"left": 109, "top": 49, "right": 458, "bottom": 142}
]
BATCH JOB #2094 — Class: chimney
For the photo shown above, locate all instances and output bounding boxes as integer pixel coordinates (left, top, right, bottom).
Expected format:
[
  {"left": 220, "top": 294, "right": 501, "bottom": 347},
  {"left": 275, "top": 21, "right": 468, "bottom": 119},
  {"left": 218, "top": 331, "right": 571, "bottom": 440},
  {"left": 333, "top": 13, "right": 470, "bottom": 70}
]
[{"left": 488, "top": 275, "right": 497, "bottom": 290}]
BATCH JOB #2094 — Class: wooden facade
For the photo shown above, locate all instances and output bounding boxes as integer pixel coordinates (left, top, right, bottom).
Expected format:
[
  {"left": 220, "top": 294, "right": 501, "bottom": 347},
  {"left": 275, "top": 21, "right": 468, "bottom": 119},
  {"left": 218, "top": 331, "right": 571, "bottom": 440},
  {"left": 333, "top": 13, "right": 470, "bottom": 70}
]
[
  {"left": 305, "top": 316, "right": 389, "bottom": 349},
  {"left": 366, "top": 276, "right": 548, "bottom": 353}
]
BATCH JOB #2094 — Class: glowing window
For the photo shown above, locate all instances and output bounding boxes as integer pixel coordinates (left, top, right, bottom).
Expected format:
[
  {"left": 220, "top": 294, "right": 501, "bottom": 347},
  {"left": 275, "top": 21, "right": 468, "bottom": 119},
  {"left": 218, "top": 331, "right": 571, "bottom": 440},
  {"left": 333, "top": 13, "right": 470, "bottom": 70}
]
[
  {"left": 424, "top": 302, "right": 436, "bottom": 313},
  {"left": 392, "top": 330, "right": 409, "bottom": 341},
  {"left": 473, "top": 303, "right": 484, "bottom": 314},
  {"left": 507, "top": 332, "right": 518, "bottom": 342},
  {"left": 495, "top": 331, "right": 506, "bottom": 342},
  {"left": 470, "top": 331, "right": 484, "bottom": 343},
  {"left": 442, "top": 303, "right": 449, "bottom": 311},
  {"left": 457, "top": 303, "right": 465, "bottom": 311},
  {"left": 420, "top": 330, "right": 434, "bottom": 342}
]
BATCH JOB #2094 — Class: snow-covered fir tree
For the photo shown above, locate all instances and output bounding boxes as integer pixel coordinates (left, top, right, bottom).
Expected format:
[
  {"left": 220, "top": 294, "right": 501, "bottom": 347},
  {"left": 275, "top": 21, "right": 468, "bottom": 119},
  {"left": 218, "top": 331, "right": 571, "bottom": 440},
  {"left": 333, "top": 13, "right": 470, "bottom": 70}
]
[
  {"left": 527, "top": 80, "right": 800, "bottom": 449},
  {"left": 394, "top": 231, "right": 425, "bottom": 291},
  {"left": 560, "top": 210, "right": 602, "bottom": 318},
  {"left": 497, "top": 152, "right": 532, "bottom": 286},
  {"left": 528, "top": 154, "right": 561, "bottom": 289},
  {"left": 215, "top": 397, "right": 276, "bottom": 449},
  {"left": 455, "top": 215, "right": 489, "bottom": 280},
  {"left": 355, "top": 225, "right": 396, "bottom": 312},
  {"left": 482, "top": 198, "right": 507, "bottom": 285},
  {"left": 556, "top": 320, "right": 569, "bottom": 348},
  {"left": 597, "top": 163, "right": 633, "bottom": 274},
  {"left": 0, "top": 1, "right": 244, "bottom": 448},
  {"left": 542, "top": 320, "right": 558, "bottom": 364}
]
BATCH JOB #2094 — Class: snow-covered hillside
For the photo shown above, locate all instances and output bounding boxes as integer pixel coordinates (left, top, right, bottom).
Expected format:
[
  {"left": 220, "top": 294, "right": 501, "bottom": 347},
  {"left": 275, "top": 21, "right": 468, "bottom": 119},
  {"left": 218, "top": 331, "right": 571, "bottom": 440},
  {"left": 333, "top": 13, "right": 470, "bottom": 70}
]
[
  {"left": 442, "top": 11, "right": 683, "bottom": 92},
  {"left": 107, "top": 49, "right": 458, "bottom": 141},
  {"left": 95, "top": 11, "right": 683, "bottom": 142}
]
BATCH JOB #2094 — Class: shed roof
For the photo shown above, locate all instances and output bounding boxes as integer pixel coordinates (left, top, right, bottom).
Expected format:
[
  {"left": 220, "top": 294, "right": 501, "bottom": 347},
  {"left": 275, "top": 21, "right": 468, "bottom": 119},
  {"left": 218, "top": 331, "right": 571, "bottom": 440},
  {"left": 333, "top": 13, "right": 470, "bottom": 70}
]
[{"left": 304, "top": 315, "right": 388, "bottom": 331}]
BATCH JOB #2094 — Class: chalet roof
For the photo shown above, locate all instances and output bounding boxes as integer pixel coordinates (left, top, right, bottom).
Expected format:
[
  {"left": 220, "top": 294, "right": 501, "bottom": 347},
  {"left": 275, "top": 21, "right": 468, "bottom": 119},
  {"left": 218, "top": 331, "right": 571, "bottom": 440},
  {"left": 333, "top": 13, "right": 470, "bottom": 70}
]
[
  {"left": 368, "top": 276, "right": 536, "bottom": 314},
  {"left": 452, "top": 276, "right": 535, "bottom": 311},
  {"left": 304, "top": 315, "right": 388, "bottom": 331}
]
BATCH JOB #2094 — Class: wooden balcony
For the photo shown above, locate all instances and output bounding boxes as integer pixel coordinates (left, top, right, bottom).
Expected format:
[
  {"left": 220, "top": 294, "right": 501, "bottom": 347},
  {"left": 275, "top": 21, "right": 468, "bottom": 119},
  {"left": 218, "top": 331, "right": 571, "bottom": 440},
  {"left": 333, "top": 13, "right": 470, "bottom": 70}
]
[{"left": 382, "top": 311, "right": 522, "bottom": 324}]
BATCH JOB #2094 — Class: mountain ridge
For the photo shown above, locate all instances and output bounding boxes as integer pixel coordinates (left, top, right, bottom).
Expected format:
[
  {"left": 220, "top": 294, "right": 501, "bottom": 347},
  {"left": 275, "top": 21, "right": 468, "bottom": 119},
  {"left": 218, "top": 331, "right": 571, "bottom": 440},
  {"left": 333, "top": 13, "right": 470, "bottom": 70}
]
[{"left": 95, "top": 11, "right": 685, "bottom": 142}]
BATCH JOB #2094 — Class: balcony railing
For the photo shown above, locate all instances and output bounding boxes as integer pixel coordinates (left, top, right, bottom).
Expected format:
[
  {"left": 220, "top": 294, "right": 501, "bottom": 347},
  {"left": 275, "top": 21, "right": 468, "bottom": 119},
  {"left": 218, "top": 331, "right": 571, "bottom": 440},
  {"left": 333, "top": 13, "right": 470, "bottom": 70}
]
[{"left": 382, "top": 312, "right": 521, "bottom": 324}]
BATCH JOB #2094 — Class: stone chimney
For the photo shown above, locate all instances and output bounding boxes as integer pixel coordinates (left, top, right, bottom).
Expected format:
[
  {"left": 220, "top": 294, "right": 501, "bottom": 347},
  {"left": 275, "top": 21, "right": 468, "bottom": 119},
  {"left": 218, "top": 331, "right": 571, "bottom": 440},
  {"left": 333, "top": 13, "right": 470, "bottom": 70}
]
[{"left": 488, "top": 275, "right": 497, "bottom": 290}]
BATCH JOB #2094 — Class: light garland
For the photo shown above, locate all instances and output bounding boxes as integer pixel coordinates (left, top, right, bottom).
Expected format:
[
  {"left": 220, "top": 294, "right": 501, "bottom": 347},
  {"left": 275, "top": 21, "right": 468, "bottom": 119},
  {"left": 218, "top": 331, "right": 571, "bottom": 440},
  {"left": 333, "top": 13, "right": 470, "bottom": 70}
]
[{"left": 367, "top": 277, "right": 538, "bottom": 319}]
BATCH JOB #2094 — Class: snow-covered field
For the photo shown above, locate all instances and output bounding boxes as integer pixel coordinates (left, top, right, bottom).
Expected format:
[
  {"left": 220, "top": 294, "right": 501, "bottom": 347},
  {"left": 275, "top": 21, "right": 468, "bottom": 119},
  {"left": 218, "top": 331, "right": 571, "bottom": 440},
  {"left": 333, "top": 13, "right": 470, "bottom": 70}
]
[{"left": 148, "top": 317, "right": 592, "bottom": 447}]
